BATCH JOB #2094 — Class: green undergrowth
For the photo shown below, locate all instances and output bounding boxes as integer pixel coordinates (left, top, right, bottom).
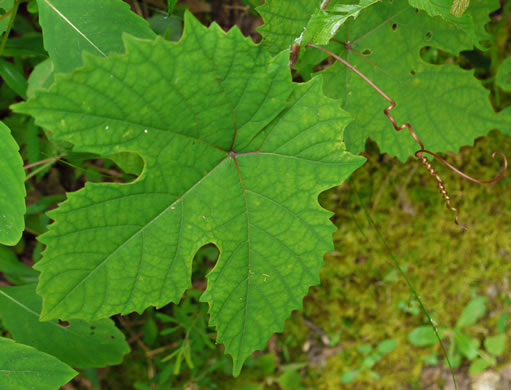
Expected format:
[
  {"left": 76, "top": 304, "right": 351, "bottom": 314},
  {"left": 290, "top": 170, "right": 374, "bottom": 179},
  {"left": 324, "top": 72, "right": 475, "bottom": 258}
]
[{"left": 301, "top": 129, "right": 511, "bottom": 389}]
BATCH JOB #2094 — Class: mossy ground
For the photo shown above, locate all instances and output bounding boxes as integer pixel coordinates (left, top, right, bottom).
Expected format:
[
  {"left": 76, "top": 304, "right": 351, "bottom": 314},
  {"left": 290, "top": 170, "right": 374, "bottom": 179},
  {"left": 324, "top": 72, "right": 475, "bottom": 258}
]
[{"left": 301, "top": 130, "right": 511, "bottom": 389}]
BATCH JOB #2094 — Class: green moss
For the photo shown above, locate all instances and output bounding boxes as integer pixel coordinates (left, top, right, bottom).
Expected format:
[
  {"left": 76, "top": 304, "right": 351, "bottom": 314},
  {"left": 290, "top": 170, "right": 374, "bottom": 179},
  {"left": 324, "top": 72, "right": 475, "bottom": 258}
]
[{"left": 295, "top": 130, "right": 511, "bottom": 389}]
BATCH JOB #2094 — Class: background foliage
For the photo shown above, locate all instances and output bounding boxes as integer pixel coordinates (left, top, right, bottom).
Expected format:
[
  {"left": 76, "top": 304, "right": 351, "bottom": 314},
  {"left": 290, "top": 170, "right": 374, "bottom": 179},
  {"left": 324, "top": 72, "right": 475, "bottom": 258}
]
[{"left": 0, "top": 0, "right": 510, "bottom": 389}]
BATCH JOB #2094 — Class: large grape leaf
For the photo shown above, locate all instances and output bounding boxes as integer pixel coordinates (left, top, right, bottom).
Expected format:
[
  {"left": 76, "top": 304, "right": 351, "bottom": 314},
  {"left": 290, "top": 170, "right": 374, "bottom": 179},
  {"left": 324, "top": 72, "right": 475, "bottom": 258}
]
[
  {"left": 0, "top": 337, "right": 77, "bottom": 390},
  {"left": 317, "top": 0, "right": 507, "bottom": 160},
  {"left": 36, "top": 0, "right": 156, "bottom": 74},
  {"left": 13, "top": 12, "right": 365, "bottom": 374},
  {"left": 0, "top": 121, "right": 25, "bottom": 245},
  {"left": 409, "top": 0, "right": 494, "bottom": 47},
  {"left": 0, "top": 284, "right": 130, "bottom": 368}
]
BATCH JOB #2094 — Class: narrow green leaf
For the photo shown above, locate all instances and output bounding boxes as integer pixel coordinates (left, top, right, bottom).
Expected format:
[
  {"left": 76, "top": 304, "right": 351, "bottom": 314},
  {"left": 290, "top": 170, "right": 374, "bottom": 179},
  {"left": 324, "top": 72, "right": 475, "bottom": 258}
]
[
  {"left": 27, "top": 58, "right": 55, "bottom": 99},
  {"left": 168, "top": 0, "right": 177, "bottom": 15},
  {"left": 13, "top": 12, "right": 365, "bottom": 375},
  {"left": 36, "top": 0, "right": 156, "bottom": 73},
  {"left": 455, "top": 296, "right": 487, "bottom": 329},
  {"left": 484, "top": 334, "right": 506, "bottom": 357},
  {"left": 0, "top": 245, "right": 38, "bottom": 285},
  {"left": 0, "top": 58, "right": 27, "bottom": 98},
  {"left": 0, "top": 337, "right": 77, "bottom": 390},
  {"left": 1, "top": 33, "right": 46, "bottom": 57},
  {"left": 0, "top": 284, "right": 130, "bottom": 368},
  {"left": 0, "top": 121, "right": 26, "bottom": 246}
]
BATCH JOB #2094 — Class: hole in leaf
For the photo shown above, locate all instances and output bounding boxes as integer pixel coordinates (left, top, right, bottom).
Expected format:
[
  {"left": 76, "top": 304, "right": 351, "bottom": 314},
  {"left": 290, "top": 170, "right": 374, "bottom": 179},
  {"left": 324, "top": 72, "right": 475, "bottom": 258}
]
[
  {"left": 420, "top": 47, "right": 456, "bottom": 65},
  {"left": 425, "top": 31, "right": 433, "bottom": 41},
  {"left": 362, "top": 49, "right": 372, "bottom": 56},
  {"left": 60, "top": 153, "right": 143, "bottom": 185},
  {"left": 392, "top": 23, "right": 398, "bottom": 31},
  {"left": 410, "top": 70, "right": 416, "bottom": 76},
  {"left": 58, "top": 320, "right": 70, "bottom": 328},
  {"left": 192, "top": 244, "right": 220, "bottom": 288},
  {"left": 107, "top": 152, "right": 144, "bottom": 180}
]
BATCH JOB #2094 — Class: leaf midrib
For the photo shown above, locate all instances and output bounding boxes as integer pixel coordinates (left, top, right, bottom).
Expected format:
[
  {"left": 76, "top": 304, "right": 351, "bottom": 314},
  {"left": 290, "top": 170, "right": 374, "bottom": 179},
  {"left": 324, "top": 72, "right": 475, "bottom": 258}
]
[{"left": 42, "top": 0, "right": 107, "bottom": 57}]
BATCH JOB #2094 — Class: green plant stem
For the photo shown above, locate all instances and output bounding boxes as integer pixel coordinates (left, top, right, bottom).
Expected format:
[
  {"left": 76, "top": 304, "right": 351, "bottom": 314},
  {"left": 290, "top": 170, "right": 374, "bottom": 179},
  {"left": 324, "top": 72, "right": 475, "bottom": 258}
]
[
  {"left": 0, "top": 0, "right": 22, "bottom": 56},
  {"left": 354, "top": 190, "right": 458, "bottom": 390}
]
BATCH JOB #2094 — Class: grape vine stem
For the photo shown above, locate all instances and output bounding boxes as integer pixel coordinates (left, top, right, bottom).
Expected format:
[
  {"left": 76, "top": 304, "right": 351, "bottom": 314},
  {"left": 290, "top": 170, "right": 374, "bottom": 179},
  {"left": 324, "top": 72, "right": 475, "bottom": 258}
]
[{"left": 306, "top": 42, "right": 508, "bottom": 227}]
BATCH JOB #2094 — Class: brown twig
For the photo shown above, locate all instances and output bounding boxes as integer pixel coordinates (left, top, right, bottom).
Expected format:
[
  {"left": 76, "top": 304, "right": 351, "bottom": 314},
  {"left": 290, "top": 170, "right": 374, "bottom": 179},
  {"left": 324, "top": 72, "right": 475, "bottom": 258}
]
[
  {"left": 24, "top": 154, "right": 67, "bottom": 170},
  {"left": 321, "top": 0, "right": 332, "bottom": 10}
]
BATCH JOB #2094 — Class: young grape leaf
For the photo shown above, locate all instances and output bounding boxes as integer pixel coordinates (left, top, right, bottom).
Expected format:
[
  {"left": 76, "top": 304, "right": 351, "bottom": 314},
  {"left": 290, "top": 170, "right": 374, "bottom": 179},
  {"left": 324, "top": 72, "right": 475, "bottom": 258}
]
[
  {"left": 318, "top": 0, "right": 507, "bottom": 161},
  {"left": 0, "top": 121, "right": 26, "bottom": 246},
  {"left": 257, "top": 0, "right": 380, "bottom": 54},
  {"left": 0, "top": 337, "right": 77, "bottom": 390},
  {"left": 13, "top": 12, "right": 365, "bottom": 375},
  {"left": 0, "top": 284, "right": 130, "bottom": 368},
  {"left": 409, "top": 0, "right": 494, "bottom": 47},
  {"left": 450, "top": 0, "right": 471, "bottom": 18},
  {"left": 36, "top": 0, "right": 156, "bottom": 74},
  {"left": 256, "top": 0, "right": 318, "bottom": 55},
  {"left": 305, "top": 0, "right": 381, "bottom": 46}
]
